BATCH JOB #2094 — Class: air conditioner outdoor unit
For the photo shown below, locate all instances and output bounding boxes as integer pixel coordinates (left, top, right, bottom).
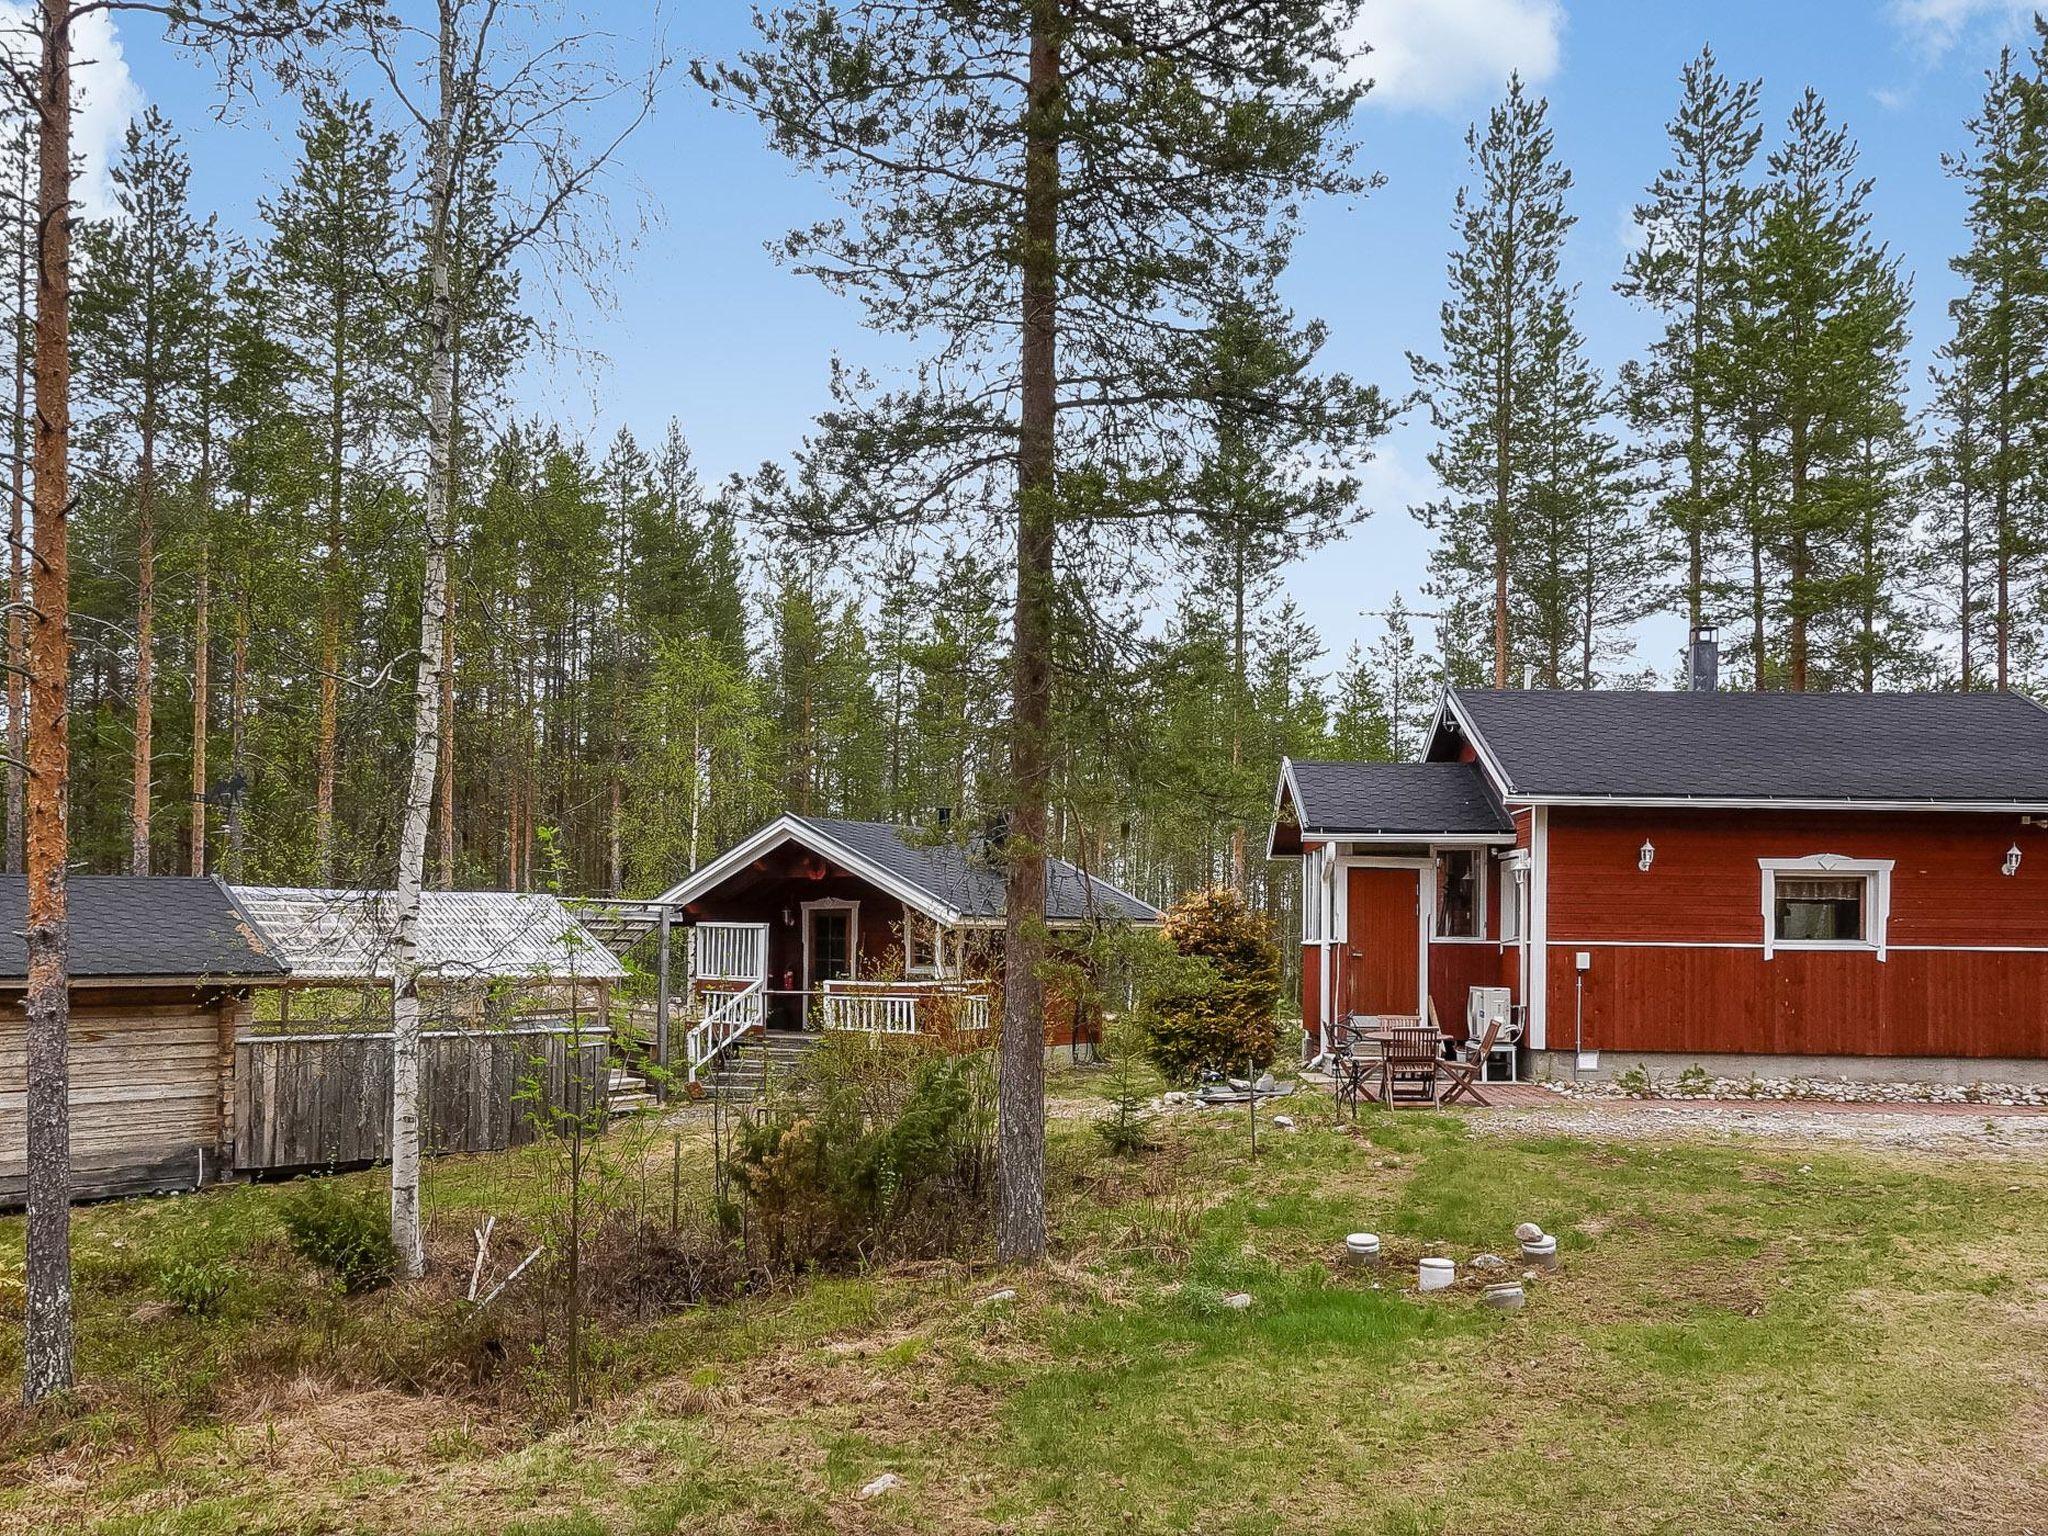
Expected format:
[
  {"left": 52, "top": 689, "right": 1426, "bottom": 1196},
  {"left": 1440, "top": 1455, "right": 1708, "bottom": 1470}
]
[{"left": 1466, "top": 986, "right": 1511, "bottom": 1034}]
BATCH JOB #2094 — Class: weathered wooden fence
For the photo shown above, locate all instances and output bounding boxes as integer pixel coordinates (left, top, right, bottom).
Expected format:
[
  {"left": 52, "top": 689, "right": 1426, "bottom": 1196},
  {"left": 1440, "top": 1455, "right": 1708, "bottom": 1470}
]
[{"left": 234, "top": 1022, "right": 610, "bottom": 1172}]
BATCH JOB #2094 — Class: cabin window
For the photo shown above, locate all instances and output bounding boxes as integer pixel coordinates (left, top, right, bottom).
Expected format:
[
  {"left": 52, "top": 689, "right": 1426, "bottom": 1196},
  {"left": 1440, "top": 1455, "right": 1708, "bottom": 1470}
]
[
  {"left": 1759, "top": 856, "right": 1893, "bottom": 958},
  {"left": 1302, "top": 845, "right": 1331, "bottom": 943},
  {"left": 905, "top": 915, "right": 940, "bottom": 975},
  {"left": 1436, "top": 849, "right": 1482, "bottom": 939},
  {"left": 1774, "top": 877, "right": 1864, "bottom": 942},
  {"left": 1499, "top": 859, "right": 1526, "bottom": 943}
]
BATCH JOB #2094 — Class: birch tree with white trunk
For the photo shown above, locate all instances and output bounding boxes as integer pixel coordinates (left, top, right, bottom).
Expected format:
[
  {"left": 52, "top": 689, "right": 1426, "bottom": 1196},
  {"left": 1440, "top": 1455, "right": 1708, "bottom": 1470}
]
[{"left": 361, "top": 0, "right": 659, "bottom": 1275}]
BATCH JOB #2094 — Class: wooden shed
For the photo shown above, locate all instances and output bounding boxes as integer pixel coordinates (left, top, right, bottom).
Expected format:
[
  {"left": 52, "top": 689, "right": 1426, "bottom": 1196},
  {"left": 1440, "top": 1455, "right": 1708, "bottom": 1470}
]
[{"left": 0, "top": 876, "right": 284, "bottom": 1202}]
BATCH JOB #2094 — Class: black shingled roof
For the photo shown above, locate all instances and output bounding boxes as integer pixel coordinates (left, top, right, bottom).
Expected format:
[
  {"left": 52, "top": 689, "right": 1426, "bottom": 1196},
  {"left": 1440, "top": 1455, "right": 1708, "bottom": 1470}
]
[
  {"left": 0, "top": 875, "right": 286, "bottom": 981},
  {"left": 1439, "top": 688, "right": 2048, "bottom": 803},
  {"left": 1284, "top": 761, "right": 1512, "bottom": 836},
  {"left": 798, "top": 818, "right": 1159, "bottom": 923}
]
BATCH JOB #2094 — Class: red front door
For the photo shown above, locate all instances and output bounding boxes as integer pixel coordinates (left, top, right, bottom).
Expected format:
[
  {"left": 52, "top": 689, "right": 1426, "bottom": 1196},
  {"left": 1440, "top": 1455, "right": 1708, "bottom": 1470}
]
[{"left": 1346, "top": 866, "right": 1421, "bottom": 1017}]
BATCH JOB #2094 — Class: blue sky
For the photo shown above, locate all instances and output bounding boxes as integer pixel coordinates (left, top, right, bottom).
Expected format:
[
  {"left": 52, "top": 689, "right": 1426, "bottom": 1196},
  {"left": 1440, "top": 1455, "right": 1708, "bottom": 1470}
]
[{"left": 87, "top": 0, "right": 2048, "bottom": 677}]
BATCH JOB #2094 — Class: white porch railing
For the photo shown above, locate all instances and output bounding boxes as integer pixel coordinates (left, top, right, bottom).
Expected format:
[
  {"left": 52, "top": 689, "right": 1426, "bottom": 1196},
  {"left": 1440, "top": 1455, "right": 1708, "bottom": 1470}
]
[
  {"left": 686, "top": 981, "right": 764, "bottom": 1083},
  {"left": 820, "top": 979, "right": 991, "bottom": 1036},
  {"left": 694, "top": 921, "right": 769, "bottom": 983},
  {"left": 686, "top": 921, "right": 769, "bottom": 1083}
]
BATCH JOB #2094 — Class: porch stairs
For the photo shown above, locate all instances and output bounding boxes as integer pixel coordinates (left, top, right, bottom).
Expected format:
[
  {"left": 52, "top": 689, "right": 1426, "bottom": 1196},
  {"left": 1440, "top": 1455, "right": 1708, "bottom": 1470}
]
[
  {"left": 608, "top": 1063, "right": 660, "bottom": 1115},
  {"left": 696, "top": 1030, "right": 821, "bottom": 1102}
]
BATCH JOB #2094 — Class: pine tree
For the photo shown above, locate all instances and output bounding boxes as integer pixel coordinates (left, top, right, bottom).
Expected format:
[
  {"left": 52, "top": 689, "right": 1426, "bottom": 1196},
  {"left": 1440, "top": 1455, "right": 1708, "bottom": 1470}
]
[
  {"left": 1410, "top": 75, "right": 1574, "bottom": 687},
  {"left": 261, "top": 91, "right": 409, "bottom": 884},
  {"left": 1618, "top": 48, "right": 1763, "bottom": 634},
  {"left": 1944, "top": 42, "right": 2048, "bottom": 690},
  {"left": 1515, "top": 293, "right": 1648, "bottom": 687},
  {"left": 75, "top": 109, "right": 212, "bottom": 875},
  {"left": 1746, "top": 90, "right": 1914, "bottom": 691},
  {"left": 1925, "top": 330, "right": 1995, "bottom": 686},
  {"left": 706, "top": 0, "right": 1384, "bottom": 1262}
]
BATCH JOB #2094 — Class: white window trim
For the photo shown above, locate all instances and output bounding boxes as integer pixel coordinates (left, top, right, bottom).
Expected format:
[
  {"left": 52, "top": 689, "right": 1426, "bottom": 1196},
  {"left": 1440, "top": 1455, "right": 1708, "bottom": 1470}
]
[
  {"left": 1759, "top": 854, "right": 1893, "bottom": 961},
  {"left": 1427, "top": 844, "right": 1491, "bottom": 944},
  {"left": 1497, "top": 850, "right": 1528, "bottom": 946},
  {"left": 902, "top": 903, "right": 943, "bottom": 977},
  {"left": 802, "top": 898, "right": 861, "bottom": 989}
]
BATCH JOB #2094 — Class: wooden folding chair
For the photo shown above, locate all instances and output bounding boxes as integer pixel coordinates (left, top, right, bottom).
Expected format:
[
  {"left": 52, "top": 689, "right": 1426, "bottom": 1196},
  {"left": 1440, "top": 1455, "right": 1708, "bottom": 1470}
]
[
  {"left": 1440, "top": 1013, "right": 1501, "bottom": 1108},
  {"left": 1380, "top": 1022, "right": 1442, "bottom": 1107}
]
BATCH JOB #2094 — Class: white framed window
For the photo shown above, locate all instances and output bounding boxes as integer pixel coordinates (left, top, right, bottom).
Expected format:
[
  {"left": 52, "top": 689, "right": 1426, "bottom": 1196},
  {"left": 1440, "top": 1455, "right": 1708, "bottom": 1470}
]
[
  {"left": 1499, "top": 854, "right": 1527, "bottom": 944},
  {"left": 1432, "top": 847, "right": 1487, "bottom": 941},
  {"left": 1760, "top": 855, "right": 1893, "bottom": 960},
  {"left": 905, "top": 912, "right": 940, "bottom": 976},
  {"left": 1302, "top": 844, "right": 1329, "bottom": 943}
]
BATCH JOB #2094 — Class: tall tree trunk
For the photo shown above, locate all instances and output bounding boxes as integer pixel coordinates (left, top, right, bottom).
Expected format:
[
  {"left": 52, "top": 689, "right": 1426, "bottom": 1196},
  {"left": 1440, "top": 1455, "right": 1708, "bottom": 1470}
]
[
  {"left": 313, "top": 351, "right": 344, "bottom": 884},
  {"left": 435, "top": 569, "right": 456, "bottom": 888},
  {"left": 190, "top": 542, "right": 208, "bottom": 873},
  {"left": 388, "top": 14, "right": 460, "bottom": 1280},
  {"left": 435, "top": 334, "right": 462, "bottom": 891},
  {"left": 24, "top": 0, "right": 75, "bottom": 1404},
  {"left": 1787, "top": 415, "right": 1808, "bottom": 692},
  {"left": 130, "top": 415, "right": 156, "bottom": 875},
  {"left": 6, "top": 130, "right": 27, "bottom": 877},
  {"left": 226, "top": 574, "right": 249, "bottom": 880},
  {"left": 997, "top": 3, "right": 1059, "bottom": 1267}
]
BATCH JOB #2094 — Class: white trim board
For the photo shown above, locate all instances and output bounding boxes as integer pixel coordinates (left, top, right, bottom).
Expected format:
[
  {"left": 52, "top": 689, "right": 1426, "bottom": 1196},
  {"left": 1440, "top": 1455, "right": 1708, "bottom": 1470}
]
[{"left": 1760, "top": 854, "right": 1893, "bottom": 961}]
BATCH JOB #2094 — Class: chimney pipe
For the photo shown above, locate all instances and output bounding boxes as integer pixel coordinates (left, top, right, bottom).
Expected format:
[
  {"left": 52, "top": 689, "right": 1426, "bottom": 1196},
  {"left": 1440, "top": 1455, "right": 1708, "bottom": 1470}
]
[{"left": 1688, "top": 624, "right": 1720, "bottom": 692}]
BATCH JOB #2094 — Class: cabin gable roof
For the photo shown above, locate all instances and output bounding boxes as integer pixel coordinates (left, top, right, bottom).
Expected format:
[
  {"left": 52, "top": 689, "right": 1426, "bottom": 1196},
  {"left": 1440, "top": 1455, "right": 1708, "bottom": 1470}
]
[
  {"left": 1428, "top": 687, "right": 2048, "bottom": 807},
  {"left": 0, "top": 875, "right": 286, "bottom": 983},
  {"left": 1271, "top": 759, "right": 1512, "bottom": 853},
  {"left": 656, "top": 815, "right": 1160, "bottom": 926}
]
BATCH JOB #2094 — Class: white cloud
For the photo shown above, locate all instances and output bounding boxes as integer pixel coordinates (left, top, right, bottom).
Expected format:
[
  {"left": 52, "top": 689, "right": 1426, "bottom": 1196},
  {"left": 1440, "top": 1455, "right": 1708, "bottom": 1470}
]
[
  {"left": 0, "top": 4, "right": 144, "bottom": 219},
  {"left": 1344, "top": 0, "right": 1566, "bottom": 114},
  {"left": 1872, "top": 85, "right": 1913, "bottom": 111},
  {"left": 1889, "top": 0, "right": 2042, "bottom": 59}
]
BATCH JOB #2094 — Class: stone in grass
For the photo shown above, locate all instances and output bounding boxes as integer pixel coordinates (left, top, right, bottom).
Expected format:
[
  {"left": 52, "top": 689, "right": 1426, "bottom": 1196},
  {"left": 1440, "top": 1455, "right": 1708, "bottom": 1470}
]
[
  {"left": 1272, "top": 1114, "right": 1295, "bottom": 1129},
  {"left": 1222, "top": 1292, "right": 1254, "bottom": 1310},
  {"left": 1514, "top": 1221, "right": 1545, "bottom": 1244},
  {"left": 1470, "top": 1253, "right": 1508, "bottom": 1272},
  {"left": 977, "top": 1288, "right": 1018, "bottom": 1307},
  {"left": 858, "top": 1473, "right": 903, "bottom": 1502}
]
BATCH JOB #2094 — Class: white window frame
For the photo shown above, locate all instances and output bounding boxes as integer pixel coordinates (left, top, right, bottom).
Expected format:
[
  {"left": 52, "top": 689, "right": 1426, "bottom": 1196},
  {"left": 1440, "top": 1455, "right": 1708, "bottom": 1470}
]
[
  {"left": 1759, "top": 854, "right": 1893, "bottom": 961},
  {"left": 1498, "top": 851, "right": 1528, "bottom": 945},
  {"left": 1428, "top": 844, "right": 1490, "bottom": 944},
  {"left": 903, "top": 905, "right": 941, "bottom": 976}
]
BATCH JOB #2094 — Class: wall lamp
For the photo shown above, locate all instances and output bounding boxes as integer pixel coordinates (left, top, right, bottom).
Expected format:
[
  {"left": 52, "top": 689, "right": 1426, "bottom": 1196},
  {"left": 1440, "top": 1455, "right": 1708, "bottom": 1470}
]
[
  {"left": 1637, "top": 840, "right": 1655, "bottom": 873},
  {"left": 2003, "top": 844, "right": 2023, "bottom": 878}
]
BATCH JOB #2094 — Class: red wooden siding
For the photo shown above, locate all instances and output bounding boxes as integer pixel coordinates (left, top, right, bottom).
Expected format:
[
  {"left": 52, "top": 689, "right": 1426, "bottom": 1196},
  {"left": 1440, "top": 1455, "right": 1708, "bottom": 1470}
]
[
  {"left": 1545, "top": 806, "right": 2048, "bottom": 1059},
  {"left": 1300, "top": 945, "right": 1322, "bottom": 1049},
  {"left": 1428, "top": 943, "right": 1497, "bottom": 1040}
]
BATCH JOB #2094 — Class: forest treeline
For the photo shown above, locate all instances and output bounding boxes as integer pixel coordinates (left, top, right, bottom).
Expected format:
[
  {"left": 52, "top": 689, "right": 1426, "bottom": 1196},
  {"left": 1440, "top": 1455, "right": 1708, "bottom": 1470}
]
[{"left": 7, "top": 32, "right": 2048, "bottom": 916}]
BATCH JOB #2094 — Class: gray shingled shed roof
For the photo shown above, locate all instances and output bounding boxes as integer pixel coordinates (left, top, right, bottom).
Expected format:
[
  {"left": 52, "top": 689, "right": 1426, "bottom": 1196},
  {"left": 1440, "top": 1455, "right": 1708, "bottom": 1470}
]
[
  {"left": 658, "top": 816, "right": 1160, "bottom": 925},
  {"left": 1281, "top": 761, "right": 1513, "bottom": 837},
  {"left": 801, "top": 818, "right": 1159, "bottom": 923},
  {"left": 1438, "top": 688, "right": 2048, "bottom": 803},
  {"left": 0, "top": 876, "right": 284, "bottom": 981},
  {"left": 230, "top": 887, "right": 627, "bottom": 982}
]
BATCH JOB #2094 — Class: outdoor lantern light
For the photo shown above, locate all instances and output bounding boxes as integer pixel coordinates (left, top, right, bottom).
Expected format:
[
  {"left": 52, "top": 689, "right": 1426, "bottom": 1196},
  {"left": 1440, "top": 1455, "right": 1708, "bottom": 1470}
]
[
  {"left": 2003, "top": 844, "right": 2023, "bottom": 878},
  {"left": 1638, "top": 839, "right": 1655, "bottom": 872}
]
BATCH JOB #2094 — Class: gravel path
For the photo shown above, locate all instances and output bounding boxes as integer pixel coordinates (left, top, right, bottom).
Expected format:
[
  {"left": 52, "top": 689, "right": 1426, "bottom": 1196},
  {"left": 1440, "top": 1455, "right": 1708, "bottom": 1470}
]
[{"left": 1455, "top": 1097, "right": 2048, "bottom": 1156}]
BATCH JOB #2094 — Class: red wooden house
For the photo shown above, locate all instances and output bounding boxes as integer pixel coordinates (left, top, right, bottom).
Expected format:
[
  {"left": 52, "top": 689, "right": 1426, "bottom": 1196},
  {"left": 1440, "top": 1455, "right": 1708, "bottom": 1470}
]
[{"left": 1272, "top": 639, "right": 2048, "bottom": 1084}]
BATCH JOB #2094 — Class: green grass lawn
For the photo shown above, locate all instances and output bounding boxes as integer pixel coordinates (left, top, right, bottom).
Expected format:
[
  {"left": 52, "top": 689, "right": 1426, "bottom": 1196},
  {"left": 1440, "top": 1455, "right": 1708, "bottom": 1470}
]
[{"left": 3, "top": 1099, "right": 2045, "bottom": 1534}]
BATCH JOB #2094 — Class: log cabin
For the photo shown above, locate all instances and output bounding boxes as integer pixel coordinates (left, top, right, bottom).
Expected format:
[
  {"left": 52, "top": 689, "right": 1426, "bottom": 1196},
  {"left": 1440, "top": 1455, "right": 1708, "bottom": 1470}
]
[
  {"left": 0, "top": 876, "right": 285, "bottom": 1202},
  {"left": 653, "top": 815, "right": 1160, "bottom": 1085},
  {"left": 1271, "top": 632, "right": 2048, "bottom": 1085}
]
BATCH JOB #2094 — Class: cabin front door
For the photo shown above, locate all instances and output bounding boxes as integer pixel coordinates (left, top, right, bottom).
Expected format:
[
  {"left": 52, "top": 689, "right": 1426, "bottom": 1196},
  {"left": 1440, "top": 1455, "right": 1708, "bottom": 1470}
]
[
  {"left": 804, "top": 900, "right": 857, "bottom": 996},
  {"left": 1345, "top": 866, "right": 1423, "bottom": 1017}
]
